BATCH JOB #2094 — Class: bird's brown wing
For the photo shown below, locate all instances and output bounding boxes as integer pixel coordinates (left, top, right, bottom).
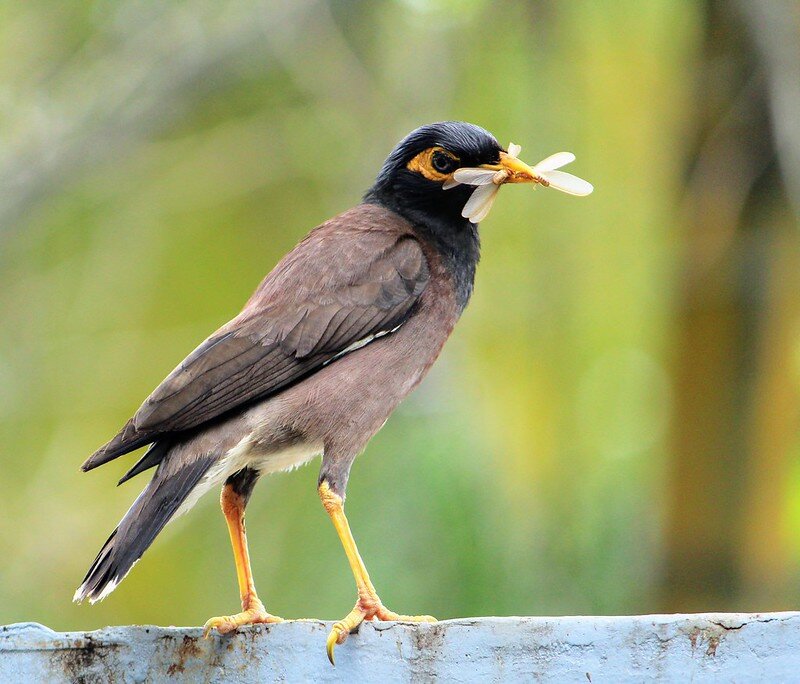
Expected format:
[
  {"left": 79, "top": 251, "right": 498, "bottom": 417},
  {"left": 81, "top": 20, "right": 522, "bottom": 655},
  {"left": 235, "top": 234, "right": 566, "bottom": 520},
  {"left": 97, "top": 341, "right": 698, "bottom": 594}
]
[{"left": 83, "top": 218, "right": 428, "bottom": 471}]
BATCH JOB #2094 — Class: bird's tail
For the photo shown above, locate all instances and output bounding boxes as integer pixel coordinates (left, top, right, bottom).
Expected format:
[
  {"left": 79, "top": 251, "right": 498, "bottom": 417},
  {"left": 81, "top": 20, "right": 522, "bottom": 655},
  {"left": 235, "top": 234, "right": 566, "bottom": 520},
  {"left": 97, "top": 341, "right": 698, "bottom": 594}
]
[{"left": 73, "top": 451, "right": 218, "bottom": 604}]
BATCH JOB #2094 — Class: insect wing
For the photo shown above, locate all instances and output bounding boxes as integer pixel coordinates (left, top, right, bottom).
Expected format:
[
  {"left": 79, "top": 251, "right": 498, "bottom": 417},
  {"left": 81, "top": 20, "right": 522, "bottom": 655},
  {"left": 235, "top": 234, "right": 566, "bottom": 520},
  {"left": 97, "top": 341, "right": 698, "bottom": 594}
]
[
  {"left": 452, "top": 168, "right": 497, "bottom": 186},
  {"left": 539, "top": 170, "right": 593, "bottom": 196},
  {"left": 469, "top": 188, "right": 500, "bottom": 222},
  {"left": 533, "top": 152, "right": 575, "bottom": 174},
  {"left": 462, "top": 183, "right": 499, "bottom": 222}
]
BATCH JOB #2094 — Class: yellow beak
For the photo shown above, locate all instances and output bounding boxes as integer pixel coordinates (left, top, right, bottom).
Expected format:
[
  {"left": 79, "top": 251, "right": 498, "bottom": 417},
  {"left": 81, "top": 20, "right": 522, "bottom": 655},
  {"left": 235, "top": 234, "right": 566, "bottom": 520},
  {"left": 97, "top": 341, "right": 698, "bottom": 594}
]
[{"left": 480, "top": 151, "right": 538, "bottom": 184}]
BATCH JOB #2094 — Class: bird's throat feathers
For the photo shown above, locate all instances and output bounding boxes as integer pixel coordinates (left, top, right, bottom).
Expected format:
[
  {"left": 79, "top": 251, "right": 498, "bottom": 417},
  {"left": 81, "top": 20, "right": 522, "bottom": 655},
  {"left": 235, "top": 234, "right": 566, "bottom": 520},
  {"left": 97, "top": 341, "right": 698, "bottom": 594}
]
[{"left": 412, "top": 209, "right": 480, "bottom": 312}]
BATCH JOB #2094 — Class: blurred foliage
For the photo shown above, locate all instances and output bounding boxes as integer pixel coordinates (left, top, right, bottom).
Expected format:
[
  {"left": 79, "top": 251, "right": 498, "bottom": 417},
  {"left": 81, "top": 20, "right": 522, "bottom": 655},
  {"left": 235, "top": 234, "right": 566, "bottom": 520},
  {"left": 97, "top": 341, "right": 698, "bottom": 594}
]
[{"left": 0, "top": 0, "right": 798, "bottom": 632}]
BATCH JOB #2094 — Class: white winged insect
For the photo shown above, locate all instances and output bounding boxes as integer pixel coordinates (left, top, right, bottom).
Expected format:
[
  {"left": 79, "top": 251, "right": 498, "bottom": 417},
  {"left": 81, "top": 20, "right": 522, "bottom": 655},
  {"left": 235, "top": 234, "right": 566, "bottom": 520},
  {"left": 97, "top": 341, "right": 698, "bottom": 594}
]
[{"left": 445, "top": 142, "right": 593, "bottom": 223}]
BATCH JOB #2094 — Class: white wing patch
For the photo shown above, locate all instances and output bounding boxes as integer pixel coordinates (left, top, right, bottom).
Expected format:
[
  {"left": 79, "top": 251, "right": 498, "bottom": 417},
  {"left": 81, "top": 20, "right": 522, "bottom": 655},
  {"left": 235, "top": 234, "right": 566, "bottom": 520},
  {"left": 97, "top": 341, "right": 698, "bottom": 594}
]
[{"left": 326, "top": 323, "right": 403, "bottom": 364}]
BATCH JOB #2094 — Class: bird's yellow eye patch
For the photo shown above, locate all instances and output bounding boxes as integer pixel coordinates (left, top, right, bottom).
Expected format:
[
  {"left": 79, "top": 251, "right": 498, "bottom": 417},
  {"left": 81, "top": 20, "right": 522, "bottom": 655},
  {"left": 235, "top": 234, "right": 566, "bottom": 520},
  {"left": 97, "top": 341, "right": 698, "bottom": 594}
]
[{"left": 406, "top": 146, "right": 460, "bottom": 181}]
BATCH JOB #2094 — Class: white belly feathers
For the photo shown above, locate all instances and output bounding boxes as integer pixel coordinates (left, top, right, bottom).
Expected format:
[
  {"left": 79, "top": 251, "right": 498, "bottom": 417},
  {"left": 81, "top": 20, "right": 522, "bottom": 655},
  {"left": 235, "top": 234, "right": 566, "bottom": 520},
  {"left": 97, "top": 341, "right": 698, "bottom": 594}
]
[{"left": 174, "top": 435, "right": 323, "bottom": 520}]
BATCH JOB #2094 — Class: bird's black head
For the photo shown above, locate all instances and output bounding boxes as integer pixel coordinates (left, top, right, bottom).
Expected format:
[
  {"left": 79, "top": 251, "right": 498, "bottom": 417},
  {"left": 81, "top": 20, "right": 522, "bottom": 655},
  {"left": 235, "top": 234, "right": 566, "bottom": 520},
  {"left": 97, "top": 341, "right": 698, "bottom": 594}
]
[
  {"left": 365, "top": 122, "right": 503, "bottom": 310},
  {"left": 365, "top": 121, "right": 503, "bottom": 230}
]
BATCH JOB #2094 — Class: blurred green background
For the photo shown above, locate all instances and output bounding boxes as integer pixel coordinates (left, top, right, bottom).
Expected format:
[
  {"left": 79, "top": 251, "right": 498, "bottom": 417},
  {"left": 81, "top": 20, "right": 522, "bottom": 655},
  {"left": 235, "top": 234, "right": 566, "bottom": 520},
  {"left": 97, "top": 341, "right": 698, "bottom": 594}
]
[{"left": 2, "top": 1, "right": 799, "bottom": 631}]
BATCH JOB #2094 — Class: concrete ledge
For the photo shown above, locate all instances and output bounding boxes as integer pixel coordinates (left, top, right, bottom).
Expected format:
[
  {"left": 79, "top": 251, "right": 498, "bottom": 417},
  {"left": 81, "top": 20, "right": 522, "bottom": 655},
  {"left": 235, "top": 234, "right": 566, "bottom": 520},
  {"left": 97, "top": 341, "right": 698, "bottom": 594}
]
[{"left": 2, "top": 613, "right": 798, "bottom": 682}]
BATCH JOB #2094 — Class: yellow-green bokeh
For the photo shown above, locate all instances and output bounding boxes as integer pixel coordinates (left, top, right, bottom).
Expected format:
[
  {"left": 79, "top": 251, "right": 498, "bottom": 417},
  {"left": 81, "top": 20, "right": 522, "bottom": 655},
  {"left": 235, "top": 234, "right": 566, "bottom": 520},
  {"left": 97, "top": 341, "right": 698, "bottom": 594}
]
[{"left": 1, "top": 1, "right": 798, "bottom": 631}]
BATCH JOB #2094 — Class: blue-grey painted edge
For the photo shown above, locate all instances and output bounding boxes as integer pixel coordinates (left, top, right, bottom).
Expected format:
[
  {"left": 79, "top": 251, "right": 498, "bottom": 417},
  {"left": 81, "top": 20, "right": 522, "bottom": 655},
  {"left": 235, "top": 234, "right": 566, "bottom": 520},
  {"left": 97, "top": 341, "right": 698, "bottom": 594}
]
[{"left": 2, "top": 613, "right": 798, "bottom": 683}]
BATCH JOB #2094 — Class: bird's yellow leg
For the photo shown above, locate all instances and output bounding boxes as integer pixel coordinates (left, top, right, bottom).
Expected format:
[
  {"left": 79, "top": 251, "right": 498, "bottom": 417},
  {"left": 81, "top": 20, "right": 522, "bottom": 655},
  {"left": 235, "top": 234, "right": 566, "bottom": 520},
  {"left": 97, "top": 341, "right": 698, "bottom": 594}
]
[
  {"left": 319, "top": 481, "right": 435, "bottom": 664},
  {"left": 203, "top": 483, "right": 282, "bottom": 637}
]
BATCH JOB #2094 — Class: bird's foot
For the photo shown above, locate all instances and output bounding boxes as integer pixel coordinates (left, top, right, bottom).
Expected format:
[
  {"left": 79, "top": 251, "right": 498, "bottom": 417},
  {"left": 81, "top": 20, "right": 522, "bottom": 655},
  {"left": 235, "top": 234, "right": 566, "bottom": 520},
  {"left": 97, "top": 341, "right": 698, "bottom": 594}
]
[
  {"left": 326, "top": 593, "right": 435, "bottom": 665},
  {"left": 202, "top": 597, "right": 283, "bottom": 637}
]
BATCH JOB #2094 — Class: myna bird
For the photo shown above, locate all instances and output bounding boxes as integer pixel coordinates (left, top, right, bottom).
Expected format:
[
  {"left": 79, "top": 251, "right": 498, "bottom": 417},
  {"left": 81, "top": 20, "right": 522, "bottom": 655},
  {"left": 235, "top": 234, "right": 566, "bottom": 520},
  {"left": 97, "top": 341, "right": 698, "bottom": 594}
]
[{"left": 74, "top": 121, "right": 592, "bottom": 663}]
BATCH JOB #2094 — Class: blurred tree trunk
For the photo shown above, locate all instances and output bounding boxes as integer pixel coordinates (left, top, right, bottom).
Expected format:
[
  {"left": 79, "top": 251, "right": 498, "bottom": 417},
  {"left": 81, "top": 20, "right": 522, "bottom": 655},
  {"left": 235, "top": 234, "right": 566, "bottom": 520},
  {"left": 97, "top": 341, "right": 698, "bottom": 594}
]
[{"left": 662, "top": 0, "right": 800, "bottom": 611}]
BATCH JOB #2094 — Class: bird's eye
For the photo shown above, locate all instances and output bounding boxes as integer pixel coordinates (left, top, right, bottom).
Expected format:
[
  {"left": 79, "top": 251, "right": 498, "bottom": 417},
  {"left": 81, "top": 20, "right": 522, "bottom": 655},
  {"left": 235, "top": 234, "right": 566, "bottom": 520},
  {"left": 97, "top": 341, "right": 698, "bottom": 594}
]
[
  {"left": 431, "top": 150, "right": 457, "bottom": 174},
  {"left": 406, "top": 146, "right": 460, "bottom": 181}
]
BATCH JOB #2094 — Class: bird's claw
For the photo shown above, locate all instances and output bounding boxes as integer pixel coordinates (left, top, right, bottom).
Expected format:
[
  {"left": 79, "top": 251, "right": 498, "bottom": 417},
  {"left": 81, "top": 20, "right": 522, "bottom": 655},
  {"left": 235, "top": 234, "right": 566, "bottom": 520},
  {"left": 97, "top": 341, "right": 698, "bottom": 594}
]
[
  {"left": 326, "top": 620, "right": 351, "bottom": 665},
  {"left": 326, "top": 597, "right": 436, "bottom": 665},
  {"left": 202, "top": 601, "right": 283, "bottom": 638}
]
